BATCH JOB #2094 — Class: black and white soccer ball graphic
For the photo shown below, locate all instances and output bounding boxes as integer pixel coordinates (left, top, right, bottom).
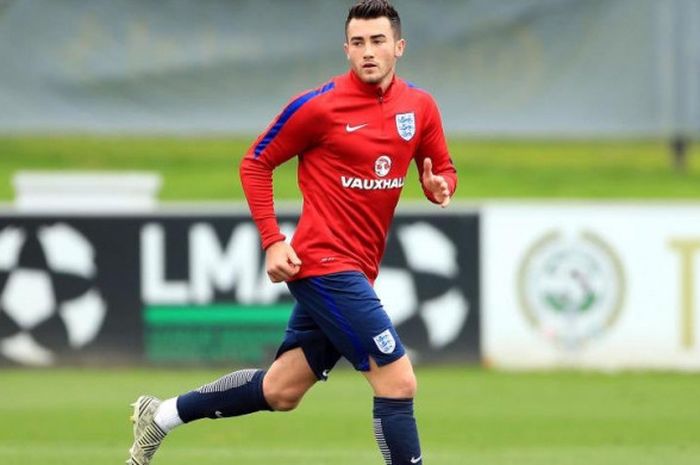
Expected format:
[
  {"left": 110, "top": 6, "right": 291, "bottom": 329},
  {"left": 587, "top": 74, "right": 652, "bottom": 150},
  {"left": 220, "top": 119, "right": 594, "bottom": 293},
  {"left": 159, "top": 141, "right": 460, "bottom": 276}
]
[
  {"left": 375, "top": 222, "right": 470, "bottom": 357},
  {"left": 0, "top": 224, "right": 107, "bottom": 366}
]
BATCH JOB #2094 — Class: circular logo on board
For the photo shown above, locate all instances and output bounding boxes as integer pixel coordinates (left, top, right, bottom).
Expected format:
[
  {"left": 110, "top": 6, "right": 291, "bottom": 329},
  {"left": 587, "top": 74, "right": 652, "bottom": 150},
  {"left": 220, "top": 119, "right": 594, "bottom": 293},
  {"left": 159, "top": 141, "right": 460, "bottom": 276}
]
[{"left": 517, "top": 230, "right": 625, "bottom": 349}]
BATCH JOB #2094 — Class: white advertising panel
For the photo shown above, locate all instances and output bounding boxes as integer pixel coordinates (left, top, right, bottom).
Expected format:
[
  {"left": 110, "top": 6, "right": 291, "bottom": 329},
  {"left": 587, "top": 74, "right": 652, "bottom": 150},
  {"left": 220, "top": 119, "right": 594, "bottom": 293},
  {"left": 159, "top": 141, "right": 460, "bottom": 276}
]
[{"left": 483, "top": 203, "right": 700, "bottom": 370}]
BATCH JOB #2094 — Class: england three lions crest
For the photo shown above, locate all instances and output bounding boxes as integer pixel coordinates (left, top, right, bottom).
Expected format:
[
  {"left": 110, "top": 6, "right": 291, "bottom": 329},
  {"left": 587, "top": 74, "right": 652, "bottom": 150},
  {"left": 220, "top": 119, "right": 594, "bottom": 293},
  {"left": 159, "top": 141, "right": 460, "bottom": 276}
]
[
  {"left": 373, "top": 329, "right": 396, "bottom": 354},
  {"left": 396, "top": 112, "right": 416, "bottom": 141}
]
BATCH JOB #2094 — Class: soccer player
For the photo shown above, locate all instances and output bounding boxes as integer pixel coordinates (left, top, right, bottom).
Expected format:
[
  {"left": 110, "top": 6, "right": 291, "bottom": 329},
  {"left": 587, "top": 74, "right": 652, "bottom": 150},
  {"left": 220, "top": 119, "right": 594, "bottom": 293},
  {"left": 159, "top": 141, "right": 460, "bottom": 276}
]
[{"left": 126, "top": 1, "right": 457, "bottom": 464}]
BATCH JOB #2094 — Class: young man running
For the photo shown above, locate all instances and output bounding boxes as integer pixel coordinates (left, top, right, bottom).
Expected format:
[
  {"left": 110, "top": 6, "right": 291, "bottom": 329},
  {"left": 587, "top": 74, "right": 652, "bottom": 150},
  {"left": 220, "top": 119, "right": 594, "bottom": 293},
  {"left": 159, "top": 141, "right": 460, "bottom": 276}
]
[{"left": 127, "top": 1, "right": 457, "bottom": 464}]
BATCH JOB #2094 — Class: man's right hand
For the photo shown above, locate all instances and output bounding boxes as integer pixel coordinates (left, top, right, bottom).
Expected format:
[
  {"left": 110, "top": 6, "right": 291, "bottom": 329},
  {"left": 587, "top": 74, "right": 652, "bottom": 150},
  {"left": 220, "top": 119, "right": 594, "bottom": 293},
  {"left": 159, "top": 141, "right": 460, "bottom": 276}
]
[{"left": 265, "top": 241, "right": 302, "bottom": 283}]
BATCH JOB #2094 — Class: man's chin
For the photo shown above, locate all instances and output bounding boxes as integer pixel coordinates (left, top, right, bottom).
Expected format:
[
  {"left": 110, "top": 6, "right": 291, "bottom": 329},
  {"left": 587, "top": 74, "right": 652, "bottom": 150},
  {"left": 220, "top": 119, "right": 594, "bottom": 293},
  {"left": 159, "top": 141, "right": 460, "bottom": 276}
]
[{"left": 358, "top": 71, "right": 382, "bottom": 84}]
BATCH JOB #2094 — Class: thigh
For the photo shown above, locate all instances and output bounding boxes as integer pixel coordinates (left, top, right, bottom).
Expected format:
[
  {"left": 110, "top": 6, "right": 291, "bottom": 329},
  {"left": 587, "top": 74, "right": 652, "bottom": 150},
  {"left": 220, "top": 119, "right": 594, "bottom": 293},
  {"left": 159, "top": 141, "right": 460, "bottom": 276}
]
[
  {"left": 274, "top": 301, "right": 342, "bottom": 381},
  {"left": 287, "top": 271, "right": 406, "bottom": 373}
]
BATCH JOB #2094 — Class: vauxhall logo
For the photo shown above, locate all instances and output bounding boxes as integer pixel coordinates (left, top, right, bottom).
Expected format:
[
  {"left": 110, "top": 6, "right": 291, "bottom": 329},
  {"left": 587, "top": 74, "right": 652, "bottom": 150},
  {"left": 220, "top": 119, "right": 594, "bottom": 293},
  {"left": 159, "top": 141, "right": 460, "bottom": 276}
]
[
  {"left": 375, "top": 155, "right": 392, "bottom": 177},
  {"left": 340, "top": 155, "right": 405, "bottom": 190},
  {"left": 341, "top": 176, "right": 405, "bottom": 190}
]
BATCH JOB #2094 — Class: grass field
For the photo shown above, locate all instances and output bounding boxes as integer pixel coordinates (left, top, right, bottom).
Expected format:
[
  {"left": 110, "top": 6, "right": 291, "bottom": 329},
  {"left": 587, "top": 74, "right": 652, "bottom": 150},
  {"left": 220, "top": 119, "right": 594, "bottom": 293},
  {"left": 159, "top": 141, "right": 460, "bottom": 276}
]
[
  {"left": 1, "top": 367, "right": 699, "bottom": 465},
  {"left": 2, "top": 136, "right": 700, "bottom": 201}
]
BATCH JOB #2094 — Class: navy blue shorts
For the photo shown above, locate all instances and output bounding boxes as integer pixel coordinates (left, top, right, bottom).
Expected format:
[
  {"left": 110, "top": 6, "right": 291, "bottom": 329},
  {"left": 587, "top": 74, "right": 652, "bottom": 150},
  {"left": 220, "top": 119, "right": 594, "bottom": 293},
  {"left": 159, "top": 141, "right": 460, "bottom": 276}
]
[{"left": 276, "top": 271, "right": 406, "bottom": 380}]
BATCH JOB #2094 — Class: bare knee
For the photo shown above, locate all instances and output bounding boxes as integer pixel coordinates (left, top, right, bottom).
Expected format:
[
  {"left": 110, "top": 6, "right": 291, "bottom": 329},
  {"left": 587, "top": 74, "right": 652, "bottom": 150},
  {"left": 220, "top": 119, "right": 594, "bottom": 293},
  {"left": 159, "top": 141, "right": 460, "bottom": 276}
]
[
  {"left": 385, "top": 372, "right": 417, "bottom": 398},
  {"left": 264, "top": 385, "right": 304, "bottom": 411},
  {"left": 365, "top": 356, "right": 418, "bottom": 398},
  {"left": 372, "top": 370, "right": 418, "bottom": 398},
  {"left": 262, "top": 348, "right": 317, "bottom": 411}
]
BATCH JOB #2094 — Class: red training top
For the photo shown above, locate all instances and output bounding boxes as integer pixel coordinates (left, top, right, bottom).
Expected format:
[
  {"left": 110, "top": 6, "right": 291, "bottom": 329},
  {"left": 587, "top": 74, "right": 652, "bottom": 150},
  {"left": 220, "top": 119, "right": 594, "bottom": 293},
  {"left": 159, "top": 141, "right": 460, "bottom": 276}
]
[{"left": 240, "top": 70, "right": 457, "bottom": 283}]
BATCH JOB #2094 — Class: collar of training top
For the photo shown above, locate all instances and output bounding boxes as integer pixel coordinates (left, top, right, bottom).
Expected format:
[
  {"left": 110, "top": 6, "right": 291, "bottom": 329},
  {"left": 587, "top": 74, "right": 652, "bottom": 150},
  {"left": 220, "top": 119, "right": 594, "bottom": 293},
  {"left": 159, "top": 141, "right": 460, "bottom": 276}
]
[{"left": 347, "top": 69, "right": 399, "bottom": 100}]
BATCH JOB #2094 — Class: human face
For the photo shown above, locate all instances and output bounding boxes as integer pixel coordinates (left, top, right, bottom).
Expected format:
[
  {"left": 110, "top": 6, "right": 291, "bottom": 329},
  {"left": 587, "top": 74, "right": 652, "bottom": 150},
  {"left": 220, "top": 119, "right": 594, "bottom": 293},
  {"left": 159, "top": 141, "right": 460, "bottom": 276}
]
[{"left": 344, "top": 17, "right": 405, "bottom": 92}]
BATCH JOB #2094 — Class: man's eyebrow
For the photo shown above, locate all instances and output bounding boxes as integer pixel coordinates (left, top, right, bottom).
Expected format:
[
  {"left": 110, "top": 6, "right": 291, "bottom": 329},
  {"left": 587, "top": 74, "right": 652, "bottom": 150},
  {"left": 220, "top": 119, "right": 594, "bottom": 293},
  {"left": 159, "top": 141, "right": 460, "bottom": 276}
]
[{"left": 349, "top": 33, "right": 387, "bottom": 41}]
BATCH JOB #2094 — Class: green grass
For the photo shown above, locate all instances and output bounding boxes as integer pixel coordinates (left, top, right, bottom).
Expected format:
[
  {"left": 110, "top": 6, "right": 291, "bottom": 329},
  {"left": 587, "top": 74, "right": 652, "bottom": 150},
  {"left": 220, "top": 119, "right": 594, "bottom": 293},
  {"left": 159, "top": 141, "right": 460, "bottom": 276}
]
[
  {"left": 1, "top": 367, "right": 699, "bottom": 465},
  {"left": 1, "top": 136, "right": 699, "bottom": 201}
]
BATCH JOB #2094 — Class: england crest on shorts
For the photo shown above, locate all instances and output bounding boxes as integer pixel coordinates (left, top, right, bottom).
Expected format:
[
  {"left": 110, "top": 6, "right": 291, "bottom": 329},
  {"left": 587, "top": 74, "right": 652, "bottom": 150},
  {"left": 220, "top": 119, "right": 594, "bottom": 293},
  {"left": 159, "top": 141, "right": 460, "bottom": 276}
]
[
  {"left": 373, "top": 329, "right": 396, "bottom": 354},
  {"left": 395, "top": 112, "right": 416, "bottom": 141}
]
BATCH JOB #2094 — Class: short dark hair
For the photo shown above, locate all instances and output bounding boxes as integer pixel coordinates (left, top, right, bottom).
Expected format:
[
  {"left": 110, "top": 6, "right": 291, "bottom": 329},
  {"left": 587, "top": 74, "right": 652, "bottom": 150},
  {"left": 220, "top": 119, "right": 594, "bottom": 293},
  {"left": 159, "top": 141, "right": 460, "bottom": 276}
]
[{"left": 345, "top": 0, "right": 401, "bottom": 39}]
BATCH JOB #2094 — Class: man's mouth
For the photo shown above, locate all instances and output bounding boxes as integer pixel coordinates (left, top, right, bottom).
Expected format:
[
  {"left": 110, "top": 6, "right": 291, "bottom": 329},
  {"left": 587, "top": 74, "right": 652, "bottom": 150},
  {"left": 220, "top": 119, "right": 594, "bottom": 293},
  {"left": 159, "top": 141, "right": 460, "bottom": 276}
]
[{"left": 362, "top": 63, "right": 378, "bottom": 69}]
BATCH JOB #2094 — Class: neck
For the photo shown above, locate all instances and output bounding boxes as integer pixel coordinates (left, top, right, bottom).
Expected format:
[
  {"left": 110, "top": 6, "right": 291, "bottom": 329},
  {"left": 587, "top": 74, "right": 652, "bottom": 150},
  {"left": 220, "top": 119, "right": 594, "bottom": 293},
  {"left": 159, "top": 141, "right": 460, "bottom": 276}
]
[{"left": 377, "top": 69, "right": 396, "bottom": 93}]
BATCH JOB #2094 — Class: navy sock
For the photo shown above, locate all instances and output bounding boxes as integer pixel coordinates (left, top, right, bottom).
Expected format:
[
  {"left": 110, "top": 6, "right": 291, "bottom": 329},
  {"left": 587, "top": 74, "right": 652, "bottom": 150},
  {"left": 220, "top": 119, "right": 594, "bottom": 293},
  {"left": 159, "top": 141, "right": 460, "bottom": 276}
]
[
  {"left": 176, "top": 369, "right": 272, "bottom": 423},
  {"left": 373, "top": 397, "right": 423, "bottom": 465}
]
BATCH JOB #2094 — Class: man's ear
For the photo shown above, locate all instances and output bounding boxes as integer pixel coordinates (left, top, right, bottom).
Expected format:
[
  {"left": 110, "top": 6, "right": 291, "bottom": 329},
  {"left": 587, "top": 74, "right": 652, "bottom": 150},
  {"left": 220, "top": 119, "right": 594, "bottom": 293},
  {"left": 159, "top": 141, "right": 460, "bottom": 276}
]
[{"left": 395, "top": 38, "right": 406, "bottom": 58}]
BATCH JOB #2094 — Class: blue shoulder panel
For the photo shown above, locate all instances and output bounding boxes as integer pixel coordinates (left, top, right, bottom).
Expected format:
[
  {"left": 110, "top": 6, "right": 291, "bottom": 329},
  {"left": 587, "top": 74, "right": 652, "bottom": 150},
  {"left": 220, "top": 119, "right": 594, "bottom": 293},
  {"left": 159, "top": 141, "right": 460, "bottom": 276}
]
[
  {"left": 407, "top": 81, "right": 429, "bottom": 94},
  {"left": 254, "top": 81, "right": 335, "bottom": 158}
]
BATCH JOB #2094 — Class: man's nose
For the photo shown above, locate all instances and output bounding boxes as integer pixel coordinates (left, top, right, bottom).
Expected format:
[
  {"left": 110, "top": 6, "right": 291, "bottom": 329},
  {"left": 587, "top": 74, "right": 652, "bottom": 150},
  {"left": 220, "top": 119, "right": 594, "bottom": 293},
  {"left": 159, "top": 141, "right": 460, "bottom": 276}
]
[{"left": 363, "top": 44, "right": 375, "bottom": 59}]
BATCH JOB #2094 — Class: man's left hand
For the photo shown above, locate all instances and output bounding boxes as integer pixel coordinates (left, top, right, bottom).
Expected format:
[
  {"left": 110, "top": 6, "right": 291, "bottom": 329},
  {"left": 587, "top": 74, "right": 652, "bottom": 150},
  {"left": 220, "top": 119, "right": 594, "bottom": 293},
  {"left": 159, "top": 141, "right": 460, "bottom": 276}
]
[{"left": 421, "top": 158, "right": 451, "bottom": 208}]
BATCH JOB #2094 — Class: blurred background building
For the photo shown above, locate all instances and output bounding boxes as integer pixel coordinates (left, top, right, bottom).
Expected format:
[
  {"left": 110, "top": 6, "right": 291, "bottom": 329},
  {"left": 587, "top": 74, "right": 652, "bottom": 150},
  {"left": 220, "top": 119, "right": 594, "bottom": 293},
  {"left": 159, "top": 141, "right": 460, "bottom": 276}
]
[{"left": 1, "top": 0, "right": 698, "bottom": 138}]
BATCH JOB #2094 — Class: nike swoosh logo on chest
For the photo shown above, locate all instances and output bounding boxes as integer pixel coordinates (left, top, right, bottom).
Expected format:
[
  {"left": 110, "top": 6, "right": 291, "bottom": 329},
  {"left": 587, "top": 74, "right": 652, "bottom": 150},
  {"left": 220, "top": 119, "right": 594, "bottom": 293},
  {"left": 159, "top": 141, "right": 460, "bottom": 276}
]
[{"left": 346, "top": 123, "right": 368, "bottom": 133}]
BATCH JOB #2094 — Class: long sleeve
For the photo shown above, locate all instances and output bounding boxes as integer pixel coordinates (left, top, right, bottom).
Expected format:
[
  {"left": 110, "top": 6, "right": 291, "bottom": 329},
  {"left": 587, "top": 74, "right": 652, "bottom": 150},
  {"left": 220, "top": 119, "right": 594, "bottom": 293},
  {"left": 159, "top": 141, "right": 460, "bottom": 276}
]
[
  {"left": 239, "top": 156, "right": 285, "bottom": 250},
  {"left": 414, "top": 96, "right": 458, "bottom": 204},
  {"left": 239, "top": 83, "right": 331, "bottom": 249}
]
